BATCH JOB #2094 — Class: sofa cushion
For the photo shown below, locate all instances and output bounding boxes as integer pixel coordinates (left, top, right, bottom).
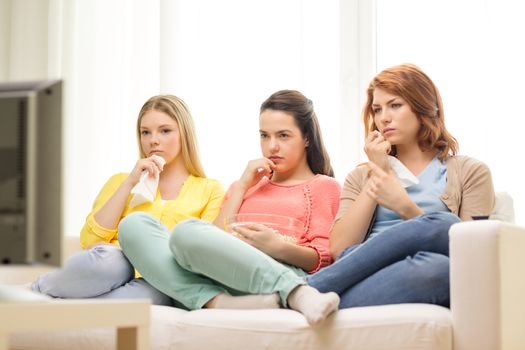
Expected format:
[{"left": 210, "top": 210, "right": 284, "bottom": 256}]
[
  {"left": 10, "top": 303, "right": 451, "bottom": 350},
  {"left": 490, "top": 191, "right": 514, "bottom": 223}
]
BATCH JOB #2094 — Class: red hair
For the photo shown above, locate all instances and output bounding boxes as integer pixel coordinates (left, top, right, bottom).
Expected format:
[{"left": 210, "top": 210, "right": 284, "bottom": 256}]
[{"left": 362, "top": 64, "right": 458, "bottom": 160}]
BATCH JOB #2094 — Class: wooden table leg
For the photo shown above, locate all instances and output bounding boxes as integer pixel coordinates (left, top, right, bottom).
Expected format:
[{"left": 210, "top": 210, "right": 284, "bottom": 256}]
[{"left": 117, "top": 325, "right": 149, "bottom": 350}]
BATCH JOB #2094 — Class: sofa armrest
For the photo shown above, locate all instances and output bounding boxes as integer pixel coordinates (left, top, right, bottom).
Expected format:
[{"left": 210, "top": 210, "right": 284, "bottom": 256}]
[{"left": 450, "top": 220, "right": 525, "bottom": 350}]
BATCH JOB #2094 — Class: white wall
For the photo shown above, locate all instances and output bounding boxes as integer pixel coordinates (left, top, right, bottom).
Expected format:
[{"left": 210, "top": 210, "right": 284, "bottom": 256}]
[
  {"left": 1, "top": 0, "right": 520, "bottom": 235},
  {"left": 58, "top": 1, "right": 162, "bottom": 236},
  {"left": 0, "top": 0, "right": 10, "bottom": 81},
  {"left": 376, "top": 0, "right": 524, "bottom": 223},
  {"left": 339, "top": 0, "right": 376, "bottom": 173},
  {"left": 157, "top": 0, "right": 345, "bottom": 187},
  {"left": 3, "top": 0, "right": 351, "bottom": 235},
  {"left": 7, "top": 0, "right": 50, "bottom": 80},
  {"left": 1, "top": 0, "right": 163, "bottom": 235}
]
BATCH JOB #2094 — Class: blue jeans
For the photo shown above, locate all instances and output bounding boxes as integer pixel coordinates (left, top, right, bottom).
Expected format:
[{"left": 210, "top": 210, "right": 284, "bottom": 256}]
[
  {"left": 31, "top": 244, "right": 174, "bottom": 306},
  {"left": 307, "top": 211, "right": 460, "bottom": 308}
]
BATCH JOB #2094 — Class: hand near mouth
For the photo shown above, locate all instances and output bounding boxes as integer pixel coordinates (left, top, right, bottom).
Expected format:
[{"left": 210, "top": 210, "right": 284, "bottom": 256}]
[
  {"left": 238, "top": 157, "right": 277, "bottom": 190},
  {"left": 364, "top": 130, "right": 391, "bottom": 171},
  {"left": 127, "top": 155, "right": 166, "bottom": 186}
]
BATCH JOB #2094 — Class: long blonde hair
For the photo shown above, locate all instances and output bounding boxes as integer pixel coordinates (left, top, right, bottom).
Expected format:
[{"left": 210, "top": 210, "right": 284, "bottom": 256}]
[{"left": 136, "top": 95, "right": 206, "bottom": 177}]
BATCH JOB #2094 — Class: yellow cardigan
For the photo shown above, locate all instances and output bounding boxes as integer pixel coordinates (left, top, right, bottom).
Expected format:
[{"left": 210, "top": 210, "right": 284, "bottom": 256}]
[{"left": 80, "top": 173, "right": 225, "bottom": 249}]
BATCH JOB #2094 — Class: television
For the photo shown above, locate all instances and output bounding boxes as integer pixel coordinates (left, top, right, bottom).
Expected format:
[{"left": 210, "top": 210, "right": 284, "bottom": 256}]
[{"left": 0, "top": 80, "right": 63, "bottom": 267}]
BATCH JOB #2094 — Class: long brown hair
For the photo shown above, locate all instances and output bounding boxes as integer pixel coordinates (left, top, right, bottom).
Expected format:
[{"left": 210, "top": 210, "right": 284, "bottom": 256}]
[
  {"left": 362, "top": 64, "right": 458, "bottom": 160},
  {"left": 136, "top": 95, "right": 206, "bottom": 177},
  {"left": 260, "top": 90, "right": 334, "bottom": 177}
]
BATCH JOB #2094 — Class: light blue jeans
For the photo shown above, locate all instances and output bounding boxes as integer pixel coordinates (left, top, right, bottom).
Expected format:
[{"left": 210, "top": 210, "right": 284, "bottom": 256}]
[
  {"left": 31, "top": 244, "right": 174, "bottom": 306},
  {"left": 307, "top": 211, "right": 460, "bottom": 308},
  {"left": 118, "top": 213, "right": 307, "bottom": 310}
]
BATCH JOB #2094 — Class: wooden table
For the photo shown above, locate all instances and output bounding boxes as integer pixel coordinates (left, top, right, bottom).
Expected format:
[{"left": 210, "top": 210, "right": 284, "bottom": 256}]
[{"left": 0, "top": 298, "right": 150, "bottom": 350}]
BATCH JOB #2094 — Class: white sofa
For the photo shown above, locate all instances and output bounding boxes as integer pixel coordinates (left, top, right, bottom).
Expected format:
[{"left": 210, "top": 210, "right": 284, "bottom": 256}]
[{"left": 2, "top": 208, "right": 524, "bottom": 349}]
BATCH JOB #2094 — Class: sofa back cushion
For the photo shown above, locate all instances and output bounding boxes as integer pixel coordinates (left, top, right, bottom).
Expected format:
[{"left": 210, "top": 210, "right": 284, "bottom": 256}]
[{"left": 490, "top": 192, "right": 515, "bottom": 223}]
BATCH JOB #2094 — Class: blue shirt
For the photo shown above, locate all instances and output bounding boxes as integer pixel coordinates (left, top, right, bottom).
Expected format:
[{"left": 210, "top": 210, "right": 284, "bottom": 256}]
[{"left": 369, "top": 156, "right": 449, "bottom": 239}]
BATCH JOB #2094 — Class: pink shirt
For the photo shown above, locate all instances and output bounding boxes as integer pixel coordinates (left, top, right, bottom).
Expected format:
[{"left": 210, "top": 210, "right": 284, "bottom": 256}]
[{"left": 225, "top": 174, "right": 341, "bottom": 273}]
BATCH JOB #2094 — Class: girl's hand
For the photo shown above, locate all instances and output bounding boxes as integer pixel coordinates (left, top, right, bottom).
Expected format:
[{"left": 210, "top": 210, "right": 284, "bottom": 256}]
[
  {"left": 237, "top": 158, "right": 276, "bottom": 191},
  {"left": 212, "top": 158, "right": 275, "bottom": 229},
  {"left": 127, "top": 156, "right": 165, "bottom": 186},
  {"left": 364, "top": 130, "right": 391, "bottom": 171},
  {"left": 233, "top": 223, "right": 285, "bottom": 258},
  {"left": 366, "top": 161, "right": 423, "bottom": 219}
]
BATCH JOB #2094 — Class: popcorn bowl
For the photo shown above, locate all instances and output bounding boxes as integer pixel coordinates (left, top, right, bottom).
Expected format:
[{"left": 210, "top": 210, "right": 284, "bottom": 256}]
[{"left": 225, "top": 213, "right": 304, "bottom": 243}]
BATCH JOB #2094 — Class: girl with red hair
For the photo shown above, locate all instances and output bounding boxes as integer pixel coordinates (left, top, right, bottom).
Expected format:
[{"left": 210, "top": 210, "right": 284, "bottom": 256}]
[{"left": 308, "top": 64, "right": 495, "bottom": 308}]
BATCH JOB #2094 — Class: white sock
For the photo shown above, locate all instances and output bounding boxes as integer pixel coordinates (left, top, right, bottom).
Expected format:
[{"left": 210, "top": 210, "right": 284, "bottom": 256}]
[
  {"left": 211, "top": 293, "right": 281, "bottom": 309},
  {"left": 287, "top": 285, "right": 340, "bottom": 325}
]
